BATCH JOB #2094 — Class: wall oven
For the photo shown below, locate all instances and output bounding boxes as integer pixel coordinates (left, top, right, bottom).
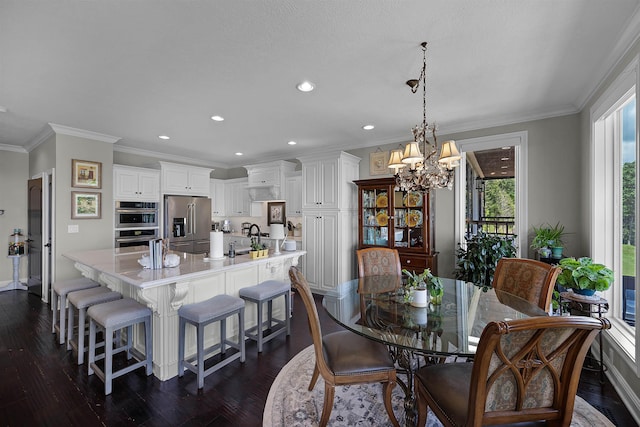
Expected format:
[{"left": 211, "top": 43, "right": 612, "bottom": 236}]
[
  {"left": 115, "top": 201, "right": 159, "bottom": 228},
  {"left": 115, "top": 229, "right": 160, "bottom": 248}
]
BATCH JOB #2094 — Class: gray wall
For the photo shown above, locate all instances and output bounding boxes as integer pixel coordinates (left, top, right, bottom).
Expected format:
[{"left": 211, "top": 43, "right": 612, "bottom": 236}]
[
  {"left": 349, "top": 113, "right": 582, "bottom": 278},
  {"left": 0, "top": 151, "right": 29, "bottom": 284}
]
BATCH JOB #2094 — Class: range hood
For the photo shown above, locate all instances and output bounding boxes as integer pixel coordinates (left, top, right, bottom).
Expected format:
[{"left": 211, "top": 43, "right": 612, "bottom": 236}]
[{"left": 247, "top": 184, "right": 281, "bottom": 201}]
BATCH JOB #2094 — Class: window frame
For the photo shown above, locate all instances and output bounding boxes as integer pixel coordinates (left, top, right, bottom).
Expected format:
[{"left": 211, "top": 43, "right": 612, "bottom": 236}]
[{"left": 590, "top": 55, "right": 639, "bottom": 373}]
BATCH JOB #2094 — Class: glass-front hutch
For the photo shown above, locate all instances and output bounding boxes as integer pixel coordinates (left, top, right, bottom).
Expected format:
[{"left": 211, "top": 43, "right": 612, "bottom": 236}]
[{"left": 355, "top": 178, "right": 437, "bottom": 274}]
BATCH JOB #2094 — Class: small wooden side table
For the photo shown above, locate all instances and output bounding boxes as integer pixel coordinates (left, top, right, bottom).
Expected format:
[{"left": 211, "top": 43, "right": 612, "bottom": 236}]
[
  {"left": 559, "top": 291, "right": 608, "bottom": 383},
  {"left": 5, "top": 254, "right": 28, "bottom": 292}
]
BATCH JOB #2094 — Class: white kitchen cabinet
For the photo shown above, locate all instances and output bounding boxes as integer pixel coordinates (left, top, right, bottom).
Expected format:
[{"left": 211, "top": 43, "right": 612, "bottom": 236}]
[
  {"left": 299, "top": 152, "right": 360, "bottom": 210},
  {"left": 244, "top": 160, "right": 296, "bottom": 201},
  {"left": 113, "top": 165, "right": 160, "bottom": 201},
  {"left": 303, "top": 211, "right": 346, "bottom": 292},
  {"left": 210, "top": 179, "right": 226, "bottom": 217},
  {"left": 160, "top": 161, "right": 211, "bottom": 196},
  {"left": 225, "top": 178, "right": 251, "bottom": 216},
  {"left": 285, "top": 174, "right": 302, "bottom": 215}
]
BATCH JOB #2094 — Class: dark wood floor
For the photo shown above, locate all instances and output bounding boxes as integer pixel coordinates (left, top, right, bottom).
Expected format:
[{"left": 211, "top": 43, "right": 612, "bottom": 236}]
[{"left": 0, "top": 289, "right": 636, "bottom": 426}]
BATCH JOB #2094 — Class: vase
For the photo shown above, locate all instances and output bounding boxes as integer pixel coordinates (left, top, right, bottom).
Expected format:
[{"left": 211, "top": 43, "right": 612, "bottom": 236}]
[
  {"left": 551, "top": 246, "right": 563, "bottom": 258},
  {"left": 410, "top": 288, "right": 428, "bottom": 307},
  {"left": 573, "top": 288, "right": 596, "bottom": 296}
]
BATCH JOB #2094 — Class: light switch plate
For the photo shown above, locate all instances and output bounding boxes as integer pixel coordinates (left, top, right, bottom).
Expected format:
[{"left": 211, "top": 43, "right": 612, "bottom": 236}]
[{"left": 68, "top": 224, "right": 79, "bottom": 233}]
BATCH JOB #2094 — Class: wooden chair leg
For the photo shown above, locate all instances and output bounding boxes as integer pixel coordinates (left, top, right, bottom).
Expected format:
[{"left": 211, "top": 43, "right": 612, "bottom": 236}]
[
  {"left": 308, "top": 363, "right": 320, "bottom": 390},
  {"left": 415, "top": 380, "right": 427, "bottom": 427},
  {"left": 319, "top": 383, "right": 335, "bottom": 427},
  {"left": 383, "top": 381, "right": 400, "bottom": 427}
]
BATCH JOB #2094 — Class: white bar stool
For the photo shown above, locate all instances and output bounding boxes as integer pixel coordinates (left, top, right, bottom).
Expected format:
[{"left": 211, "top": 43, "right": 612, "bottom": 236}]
[
  {"left": 67, "top": 286, "right": 122, "bottom": 364},
  {"left": 51, "top": 277, "right": 100, "bottom": 345},
  {"left": 87, "top": 298, "right": 153, "bottom": 395},
  {"left": 239, "top": 280, "right": 290, "bottom": 352},
  {"left": 178, "top": 294, "right": 246, "bottom": 389}
]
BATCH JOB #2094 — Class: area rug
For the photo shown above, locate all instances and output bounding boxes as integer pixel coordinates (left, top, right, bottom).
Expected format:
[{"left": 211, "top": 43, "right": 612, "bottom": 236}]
[{"left": 263, "top": 345, "right": 614, "bottom": 427}]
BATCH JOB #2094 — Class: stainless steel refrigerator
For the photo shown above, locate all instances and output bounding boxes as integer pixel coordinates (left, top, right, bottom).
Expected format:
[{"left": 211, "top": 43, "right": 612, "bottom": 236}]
[{"left": 164, "top": 195, "right": 211, "bottom": 254}]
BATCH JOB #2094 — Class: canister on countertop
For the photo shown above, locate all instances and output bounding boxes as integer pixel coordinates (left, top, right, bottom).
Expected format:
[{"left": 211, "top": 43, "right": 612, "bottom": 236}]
[{"left": 228, "top": 242, "right": 236, "bottom": 258}]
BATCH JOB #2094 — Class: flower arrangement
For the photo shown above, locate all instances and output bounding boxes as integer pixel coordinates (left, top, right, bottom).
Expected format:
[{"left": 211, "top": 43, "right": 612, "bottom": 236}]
[{"left": 402, "top": 268, "right": 443, "bottom": 304}]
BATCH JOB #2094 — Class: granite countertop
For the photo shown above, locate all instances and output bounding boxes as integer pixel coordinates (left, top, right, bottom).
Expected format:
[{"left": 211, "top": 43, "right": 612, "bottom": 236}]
[
  {"left": 63, "top": 246, "right": 306, "bottom": 289},
  {"left": 224, "top": 232, "right": 302, "bottom": 242}
]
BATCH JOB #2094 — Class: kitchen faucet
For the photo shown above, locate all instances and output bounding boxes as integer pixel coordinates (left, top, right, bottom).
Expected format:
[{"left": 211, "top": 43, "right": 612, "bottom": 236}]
[{"left": 248, "top": 223, "right": 261, "bottom": 244}]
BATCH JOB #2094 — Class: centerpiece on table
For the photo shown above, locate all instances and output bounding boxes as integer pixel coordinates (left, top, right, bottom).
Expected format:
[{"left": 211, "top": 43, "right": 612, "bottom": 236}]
[
  {"left": 249, "top": 237, "right": 269, "bottom": 259},
  {"left": 556, "top": 257, "right": 614, "bottom": 297},
  {"left": 402, "top": 268, "right": 443, "bottom": 307}
]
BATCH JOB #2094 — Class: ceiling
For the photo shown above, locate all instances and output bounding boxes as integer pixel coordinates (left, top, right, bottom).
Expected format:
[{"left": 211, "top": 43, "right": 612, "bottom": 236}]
[{"left": 2, "top": 1, "right": 640, "bottom": 170}]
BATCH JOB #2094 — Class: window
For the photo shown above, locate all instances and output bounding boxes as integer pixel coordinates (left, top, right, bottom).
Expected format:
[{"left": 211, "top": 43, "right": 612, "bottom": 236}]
[{"left": 591, "top": 57, "right": 639, "bottom": 366}]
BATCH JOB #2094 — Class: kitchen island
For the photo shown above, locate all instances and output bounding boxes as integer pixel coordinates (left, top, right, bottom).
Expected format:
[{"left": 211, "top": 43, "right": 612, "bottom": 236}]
[{"left": 63, "top": 246, "right": 305, "bottom": 380}]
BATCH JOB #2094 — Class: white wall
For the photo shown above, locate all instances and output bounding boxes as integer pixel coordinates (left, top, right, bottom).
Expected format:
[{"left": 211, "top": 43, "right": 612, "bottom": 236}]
[{"left": 0, "top": 151, "right": 29, "bottom": 284}]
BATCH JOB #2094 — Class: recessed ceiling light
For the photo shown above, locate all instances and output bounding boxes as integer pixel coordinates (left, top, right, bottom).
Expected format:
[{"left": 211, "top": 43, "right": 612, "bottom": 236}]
[
  {"left": 501, "top": 157, "right": 509, "bottom": 161},
  {"left": 502, "top": 146, "right": 510, "bottom": 150},
  {"left": 235, "top": 152, "right": 243, "bottom": 156},
  {"left": 211, "top": 115, "right": 224, "bottom": 121},
  {"left": 362, "top": 125, "right": 375, "bottom": 130},
  {"left": 296, "top": 81, "right": 315, "bottom": 92},
  {"left": 159, "top": 135, "right": 170, "bottom": 140},
  {"left": 490, "top": 172, "right": 496, "bottom": 175},
  {"left": 501, "top": 171, "right": 507, "bottom": 175},
  {"left": 288, "top": 141, "right": 297, "bottom": 145},
  {"left": 501, "top": 166, "right": 508, "bottom": 169}
]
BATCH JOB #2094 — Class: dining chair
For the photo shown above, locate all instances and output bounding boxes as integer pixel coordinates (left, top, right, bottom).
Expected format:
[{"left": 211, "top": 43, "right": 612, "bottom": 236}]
[
  {"left": 414, "top": 315, "right": 610, "bottom": 427},
  {"left": 288, "top": 266, "right": 400, "bottom": 427},
  {"left": 492, "top": 257, "right": 561, "bottom": 312},
  {"left": 357, "top": 247, "right": 402, "bottom": 277}
]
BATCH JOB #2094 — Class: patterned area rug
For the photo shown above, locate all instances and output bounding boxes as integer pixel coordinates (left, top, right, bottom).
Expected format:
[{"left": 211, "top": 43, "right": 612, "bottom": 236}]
[{"left": 263, "top": 345, "right": 614, "bottom": 427}]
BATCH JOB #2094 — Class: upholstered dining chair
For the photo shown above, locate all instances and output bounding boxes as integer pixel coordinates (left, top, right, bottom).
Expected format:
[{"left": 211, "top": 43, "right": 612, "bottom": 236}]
[
  {"left": 492, "top": 257, "right": 561, "bottom": 312},
  {"left": 414, "top": 315, "right": 610, "bottom": 427},
  {"left": 357, "top": 247, "right": 402, "bottom": 277},
  {"left": 288, "top": 266, "right": 400, "bottom": 427}
]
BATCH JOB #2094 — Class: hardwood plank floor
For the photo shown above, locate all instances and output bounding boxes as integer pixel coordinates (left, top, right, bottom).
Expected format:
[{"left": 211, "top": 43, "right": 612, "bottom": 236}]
[{"left": 0, "top": 289, "right": 636, "bottom": 426}]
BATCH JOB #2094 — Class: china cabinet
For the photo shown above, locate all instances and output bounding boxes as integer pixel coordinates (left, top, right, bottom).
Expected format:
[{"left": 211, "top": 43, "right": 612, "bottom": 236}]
[{"left": 355, "top": 177, "right": 437, "bottom": 274}]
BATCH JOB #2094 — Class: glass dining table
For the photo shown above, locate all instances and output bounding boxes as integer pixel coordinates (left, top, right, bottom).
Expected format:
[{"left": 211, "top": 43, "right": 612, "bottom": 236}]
[{"left": 322, "top": 275, "right": 548, "bottom": 426}]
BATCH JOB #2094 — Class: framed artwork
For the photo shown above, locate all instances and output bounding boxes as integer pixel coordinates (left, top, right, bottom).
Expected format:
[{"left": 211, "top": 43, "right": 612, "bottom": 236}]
[
  {"left": 267, "top": 201, "right": 286, "bottom": 225},
  {"left": 369, "top": 150, "right": 389, "bottom": 176},
  {"left": 71, "top": 191, "right": 101, "bottom": 219},
  {"left": 72, "top": 159, "right": 102, "bottom": 189}
]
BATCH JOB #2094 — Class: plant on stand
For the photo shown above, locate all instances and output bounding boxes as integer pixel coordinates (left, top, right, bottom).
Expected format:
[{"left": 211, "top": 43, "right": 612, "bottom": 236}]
[
  {"left": 556, "top": 257, "right": 614, "bottom": 296},
  {"left": 531, "top": 222, "right": 566, "bottom": 259},
  {"left": 454, "top": 231, "right": 517, "bottom": 290}
]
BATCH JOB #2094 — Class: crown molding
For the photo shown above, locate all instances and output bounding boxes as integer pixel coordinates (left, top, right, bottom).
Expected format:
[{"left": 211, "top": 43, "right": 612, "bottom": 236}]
[
  {"left": 0, "top": 143, "right": 28, "bottom": 153},
  {"left": 48, "top": 123, "right": 121, "bottom": 143},
  {"left": 113, "top": 144, "right": 219, "bottom": 169}
]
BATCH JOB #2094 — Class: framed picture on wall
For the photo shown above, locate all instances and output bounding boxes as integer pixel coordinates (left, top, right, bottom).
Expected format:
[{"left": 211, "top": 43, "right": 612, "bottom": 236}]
[
  {"left": 369, "top": 150, "right": 389, "bottom": 176},
  {"left": 267, "top": 201, "right": 286, "bottom": 225},
  {"left": 71, "top": 191, "right": 101, "bottom": 219},
  {"left": 72, "top": 159, "right": 102, "bottom": 189}
]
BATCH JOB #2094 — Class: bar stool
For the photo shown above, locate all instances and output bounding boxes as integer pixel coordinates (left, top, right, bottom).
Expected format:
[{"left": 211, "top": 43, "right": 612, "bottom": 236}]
[
  {"left": 239, "top": 280, "right": 290, "bottom": 352},
  {"left": 178, "top": 294, "right": 246, "bottom": 389},
  {"left": 87, "top": 298, "right": 153, "bottom": 395},
  {"left": 67, "top": 286, "right": 122, "bottom": 364},
  {"left": 51, "top": 277, "right": 100, "bottom": 345}
]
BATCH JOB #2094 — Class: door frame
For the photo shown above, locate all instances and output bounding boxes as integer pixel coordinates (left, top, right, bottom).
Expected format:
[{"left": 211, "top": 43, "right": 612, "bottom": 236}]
[
  {"left": 31, "top": 169, "right": 54, "bottom": 303},
  {"left": 454, "top": 131, "right": 528, "bottom": 256}
]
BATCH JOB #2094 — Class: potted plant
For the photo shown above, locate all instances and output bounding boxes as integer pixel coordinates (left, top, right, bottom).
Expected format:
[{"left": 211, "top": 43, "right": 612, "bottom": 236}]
[
  {"left": 402, "top": 268, "right": 443, "bottom": 305},
  {"left": 556, "top": 257, "right": 614, "bottom": 296},
  {"left": 250, "top": 237, "right": 268, "bottom": 259},
  {"left": 531, "top": 222, "right": 565, "bottom": 259},
  {"left": 454, "top": 232, "right": 517, "bottom": 290}
]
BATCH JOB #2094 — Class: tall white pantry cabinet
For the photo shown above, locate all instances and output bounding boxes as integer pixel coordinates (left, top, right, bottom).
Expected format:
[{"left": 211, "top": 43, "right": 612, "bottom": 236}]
[{"left": 298, "top": 151, "right": 360, "bottom": 293}]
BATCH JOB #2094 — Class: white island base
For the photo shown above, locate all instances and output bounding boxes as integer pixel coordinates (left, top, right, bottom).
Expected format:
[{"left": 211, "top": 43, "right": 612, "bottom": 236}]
[{"left": 63, "top": 247, "right": 305, "bottom": 380}]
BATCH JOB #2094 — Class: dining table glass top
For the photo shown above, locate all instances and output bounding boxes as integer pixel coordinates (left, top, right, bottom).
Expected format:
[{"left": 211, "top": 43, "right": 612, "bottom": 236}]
[{"left": 322, "top": 275, "right": 548, "bottom": 357}]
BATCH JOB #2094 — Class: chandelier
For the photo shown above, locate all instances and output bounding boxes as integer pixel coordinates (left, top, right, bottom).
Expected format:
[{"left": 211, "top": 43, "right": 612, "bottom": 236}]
[{"left": 388, "top": 42, "right": 460, "bottom": 192}]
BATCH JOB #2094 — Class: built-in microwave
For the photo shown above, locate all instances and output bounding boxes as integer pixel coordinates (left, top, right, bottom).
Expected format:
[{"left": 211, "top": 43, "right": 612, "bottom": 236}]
[{"left": 115, "top": 201, "right": 159, "bottom": 228}]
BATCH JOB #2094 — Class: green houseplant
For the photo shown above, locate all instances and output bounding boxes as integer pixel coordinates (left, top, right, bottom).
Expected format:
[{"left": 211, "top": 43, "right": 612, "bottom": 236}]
[
  {"left": 250, "top": 237, "right": 268, "bottom": 259},
  {"left": 454, "top": 232, "right": 517, "bottom": 290},
  {"left": 556, "top": 257, "right": 614, "bottom": 296},
  {"left": 531, "top": 222, "right": 565, "bottom": 258},
  {"left": 402, "top": 268, "right": 443, "bottom": 305}
]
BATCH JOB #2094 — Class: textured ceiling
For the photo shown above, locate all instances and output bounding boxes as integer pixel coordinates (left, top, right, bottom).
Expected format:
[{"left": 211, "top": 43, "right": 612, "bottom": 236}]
[{"left": 1, "top": 0, "right": 639, "bottom": 169}]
